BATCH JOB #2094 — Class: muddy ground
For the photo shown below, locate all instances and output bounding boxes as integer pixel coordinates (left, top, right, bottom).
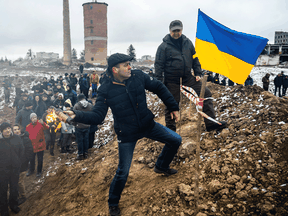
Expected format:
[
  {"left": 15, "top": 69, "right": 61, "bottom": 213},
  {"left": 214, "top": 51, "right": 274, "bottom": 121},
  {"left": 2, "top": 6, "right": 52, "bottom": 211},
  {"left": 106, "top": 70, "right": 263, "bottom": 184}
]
[{"left": 1, "top": 74, "right": 288, "bottom": 215}]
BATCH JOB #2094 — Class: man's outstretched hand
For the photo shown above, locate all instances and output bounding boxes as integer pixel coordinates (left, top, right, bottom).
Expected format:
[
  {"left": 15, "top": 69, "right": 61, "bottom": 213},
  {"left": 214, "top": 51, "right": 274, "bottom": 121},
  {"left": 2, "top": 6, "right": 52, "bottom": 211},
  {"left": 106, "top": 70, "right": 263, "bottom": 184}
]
[{"left": 170, "top": 111, "right": 180, "bottom": 122}]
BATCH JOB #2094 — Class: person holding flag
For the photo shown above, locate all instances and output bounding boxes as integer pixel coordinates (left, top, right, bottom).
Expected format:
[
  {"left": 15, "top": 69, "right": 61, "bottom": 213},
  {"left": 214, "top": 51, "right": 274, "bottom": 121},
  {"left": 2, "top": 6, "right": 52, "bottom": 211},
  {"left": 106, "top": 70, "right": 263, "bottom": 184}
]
[{"left": 155, "top": 20, "right": 227, "bottom": 132}]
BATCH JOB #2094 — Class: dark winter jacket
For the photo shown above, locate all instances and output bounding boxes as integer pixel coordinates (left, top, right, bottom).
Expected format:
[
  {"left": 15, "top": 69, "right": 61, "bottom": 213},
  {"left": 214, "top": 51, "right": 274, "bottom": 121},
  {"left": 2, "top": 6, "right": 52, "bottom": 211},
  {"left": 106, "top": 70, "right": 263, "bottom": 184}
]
[
  {"left": 283, "top": 77, "right": 288, "bottom": 88},
  {"left": 0, "top": 135, "right": 24, "bottom": 175},
  {"left": 64, "top": 86, "right": 77, "bottom": 106},
  {"left": 214, "top": 75, "right": 220, "bottom": 84},
  {"left": 262, "top": 74, "right": 270, "bottom": 88},
  {"left": 274, "top": 75, "right": 282, "bottom": 87},
  {"left": 73, "top": 100, "right": 93, "bottom": 129},
  {"left": 244, "top": 77, "right": 253, "bottom": 86},
  {"left": 15, "top": 108, "right": 34, "bottom": 131},
  {"left": 80, "top": 76, "right": 89, "bottom": 90},
  {"left": 33, "top": 97, "right": 47, "bottom": 119},
  {"left": 20, "top": 132, "right": 34, "bottom": 172},
  {"left": 207, "top": 75, "right": 214, "bottom": 82},
  {"left": 155, "top": 34, "right": 202, "bottom": 84},
  {"left": 228, "top": 79, "right": 234, "bottom": 86},
  {"left": 74, "top": 70, "right": 179, "bottom": 143},
  {"left": 53, "top": 98, "right": 65, "bottom": 109}
]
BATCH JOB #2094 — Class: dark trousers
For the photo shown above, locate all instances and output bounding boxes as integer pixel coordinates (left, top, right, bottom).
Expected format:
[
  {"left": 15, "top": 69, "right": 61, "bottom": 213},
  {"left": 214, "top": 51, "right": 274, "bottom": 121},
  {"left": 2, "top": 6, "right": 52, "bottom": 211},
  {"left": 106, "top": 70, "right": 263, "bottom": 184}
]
[
  {"left": 75, "top": 128, "right": 89, "bottom": 155},
  {"left": 165, "top": 76, "right": 216, "bottom": 131},
  {"left": 108, "top": 122, "right": 181, "bottom": 206},
  {"left": 283, "top": 87, "right": 287, "bottom": 96},
  {"left": 61, "top": 133, "right": 72, "bottom": 149},
  {"left": 0, "top": 171, "right": 20, "bottom": 214},
  {"left": 92, "top": 84, "right": 98, "bottom": 98},
  {"left": 46, "top": 129, "right": 56, "bottom": 154},
  {"left": 83, "top": 89, "right": 89, "bottom": 99},
  {"left": 274, "top": 86, "right": 281, "bottom": 97},
  {"left": 89, "top": 132, "right": 95, "bottom": 149},
  {"left": 29, "top": 151, "right": 44, "bottom": 174},
  {"left": 4, "top": 89, "right": 10, "bottom": 103},
  {"left": 263, "top": 85, "right": 268, "bottom": 91}
]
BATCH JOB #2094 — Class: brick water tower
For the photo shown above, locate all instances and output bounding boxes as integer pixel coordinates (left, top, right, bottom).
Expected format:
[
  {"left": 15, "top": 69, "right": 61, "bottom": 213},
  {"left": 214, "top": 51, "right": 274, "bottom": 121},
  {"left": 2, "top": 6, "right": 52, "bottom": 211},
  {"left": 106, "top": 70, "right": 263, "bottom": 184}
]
[{"left": 82, "top": 1, "right": 108, "bottom": 65}]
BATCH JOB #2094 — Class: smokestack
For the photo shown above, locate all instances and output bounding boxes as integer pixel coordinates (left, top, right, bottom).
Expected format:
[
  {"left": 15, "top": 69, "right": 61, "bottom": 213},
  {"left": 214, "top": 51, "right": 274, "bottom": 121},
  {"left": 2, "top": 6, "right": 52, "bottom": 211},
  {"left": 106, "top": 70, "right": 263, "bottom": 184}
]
[{"left": 63, "top": 0, "right": 72, "bottom": 66}]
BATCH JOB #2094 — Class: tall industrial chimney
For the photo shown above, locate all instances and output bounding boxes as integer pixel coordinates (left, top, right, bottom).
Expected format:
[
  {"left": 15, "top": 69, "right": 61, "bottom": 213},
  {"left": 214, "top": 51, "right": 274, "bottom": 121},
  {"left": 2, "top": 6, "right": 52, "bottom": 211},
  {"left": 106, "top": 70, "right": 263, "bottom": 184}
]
[
  {"left": 63, "top": 0, "right": 72, "bottom": 66},
  {"left": 82, "top": 1, "right": 108, "bottom": 65}
]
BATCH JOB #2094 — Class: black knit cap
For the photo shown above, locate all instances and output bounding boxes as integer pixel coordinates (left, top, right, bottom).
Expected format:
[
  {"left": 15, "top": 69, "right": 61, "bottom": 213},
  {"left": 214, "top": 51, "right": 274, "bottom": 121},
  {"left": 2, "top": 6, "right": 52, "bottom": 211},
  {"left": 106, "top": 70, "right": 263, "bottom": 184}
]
[
  {"left": 107, "top": 53, "right": 133, "bottom": 73},
  {"left": 0, "top": 122, "right": 11, "bottom": 133}
]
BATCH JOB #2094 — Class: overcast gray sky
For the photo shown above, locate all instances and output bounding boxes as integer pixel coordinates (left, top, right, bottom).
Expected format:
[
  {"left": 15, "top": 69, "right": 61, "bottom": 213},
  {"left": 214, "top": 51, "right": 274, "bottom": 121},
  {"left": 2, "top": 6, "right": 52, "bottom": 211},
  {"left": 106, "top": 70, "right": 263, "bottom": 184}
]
[{"left": 0, "top": 0, "right": 287, "bottom": 61}]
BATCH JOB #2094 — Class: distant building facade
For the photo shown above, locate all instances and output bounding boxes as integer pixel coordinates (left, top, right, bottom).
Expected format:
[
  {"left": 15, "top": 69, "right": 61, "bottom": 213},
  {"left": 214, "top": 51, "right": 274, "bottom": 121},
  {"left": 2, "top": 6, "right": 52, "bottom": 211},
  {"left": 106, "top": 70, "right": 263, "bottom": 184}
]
[
  {"left": 36, "top": 52, "right": 59, "bottom": 60},
  {"left": 140, "top": 55, "right": 155, "bottom": 62},
  {"left": 275, "top": 31, "right": 288, "bottom": 45},
  {"left": 82, "top": 1, "right": 108, "bottom": 65}
]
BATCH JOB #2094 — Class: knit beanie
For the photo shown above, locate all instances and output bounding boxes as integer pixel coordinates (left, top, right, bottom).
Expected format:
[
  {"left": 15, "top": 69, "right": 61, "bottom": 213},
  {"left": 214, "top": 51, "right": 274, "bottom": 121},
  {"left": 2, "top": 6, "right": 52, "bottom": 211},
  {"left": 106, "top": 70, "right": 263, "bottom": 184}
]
[
  {"left": 30, "top": 113, "right": 37, "bottom": 119},
  {"left": 0, "top": 122, "right": 11, "bottom": 133}
]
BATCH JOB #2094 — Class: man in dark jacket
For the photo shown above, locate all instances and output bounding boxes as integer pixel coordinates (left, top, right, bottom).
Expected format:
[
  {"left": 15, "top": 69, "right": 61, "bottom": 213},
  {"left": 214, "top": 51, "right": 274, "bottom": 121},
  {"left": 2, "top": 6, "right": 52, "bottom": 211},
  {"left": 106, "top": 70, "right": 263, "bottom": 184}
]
[
  {"left": 65, "top": 53, "right": 182, "bottom": 216},
  {"left": 274, "top": 73, "right": 282, "bottom": 97},
  {"left": 73, "top": 94, "right": 93, "bottom": 160},
  {"left": 12, "top": 124, "right": 33, "bottom": 205},
  {"left": 15, "top": 101, "right": 34, "bottom": 132},
  {"left": 2, "top": 76, "right": 11, "bottom": 104},
  {"left": 64, "top": 84, "right": 77, "bottom": 106},
  {"left": 282, "top": 75, "right": 288, "bottom": 96},
  {"left": 244, "top": 75, "right": 253, "bottom": 86},
  {"left": 155, "top": 20, "right": 226, "bottom": 132},
  {"left": 0, "top": 122, "right": 24, "bottom": 215},
  {"left": 262, "top": 73, "right": 270, "bottom": 91}
]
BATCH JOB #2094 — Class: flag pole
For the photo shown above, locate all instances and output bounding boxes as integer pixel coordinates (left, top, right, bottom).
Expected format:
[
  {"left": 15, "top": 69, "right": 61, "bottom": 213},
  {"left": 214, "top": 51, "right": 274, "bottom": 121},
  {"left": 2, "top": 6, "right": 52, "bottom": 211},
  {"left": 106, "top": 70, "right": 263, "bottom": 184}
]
[{"left": 195, "top": 75, "right": 208, "bottom": 213}]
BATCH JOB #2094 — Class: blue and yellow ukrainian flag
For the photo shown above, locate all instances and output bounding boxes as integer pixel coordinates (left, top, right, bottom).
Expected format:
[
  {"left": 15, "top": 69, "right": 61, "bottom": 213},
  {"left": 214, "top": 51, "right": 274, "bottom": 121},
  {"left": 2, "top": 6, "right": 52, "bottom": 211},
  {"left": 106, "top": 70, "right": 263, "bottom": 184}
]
[{"left": 195, "top": 9, "right": 268, "bottom": 84}]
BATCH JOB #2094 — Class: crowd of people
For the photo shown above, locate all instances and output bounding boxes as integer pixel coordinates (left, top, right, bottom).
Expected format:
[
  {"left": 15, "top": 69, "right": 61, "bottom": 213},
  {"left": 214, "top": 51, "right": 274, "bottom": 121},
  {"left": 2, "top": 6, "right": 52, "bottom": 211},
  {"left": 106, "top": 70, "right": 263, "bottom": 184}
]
[
  {"left": 0, "top": 71, "right": 102, "bottom": 215},
  {"left": 262, "top": 71, "right": 288, "bottom": 97}
]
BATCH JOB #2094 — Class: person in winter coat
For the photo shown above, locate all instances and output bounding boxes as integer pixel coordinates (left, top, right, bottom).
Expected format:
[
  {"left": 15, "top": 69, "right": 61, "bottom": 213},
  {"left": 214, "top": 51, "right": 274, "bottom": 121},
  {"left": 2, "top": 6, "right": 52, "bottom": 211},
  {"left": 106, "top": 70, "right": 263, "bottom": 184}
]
[
  {"left": 15, "top": 100, "right": 34, "bottom": 132},
  {"left": 64, "top": 84, "right": 77, "bottom": 106},
  {"left": 213, "top": 74, "right": 220, "bottom": 84},
  {"left": 14, "top": 74, "right": 23, "bottom": 98},
  {"left": 60, "top": 102, "right": 74, "bottom": 153},
  {"left": 262, "top": 73, "right": 270, "bottom": 91},
  {"left": 282, "top": 75, "right": 288, "bottom": 96},
  {"left": 70, "top": 74, "right": 78, "bottom": 91},
  {"left": 42, "top": 93, "right": 52, "bottom": 108},
  {"left": 12, "top": 124, "right": 33, "bottom": 205},
  {"left": 49, "top": 76, "right": 56, "bottom": 86},
  {"left": 33, "top": 94, "right": 47, "bottom": 119},
  {"left": 25, "top": 113, "right": 49, "bottom": 178},
  {"left": 90, "top": 70, "right": 99, "bottom": 98},
  {"left": 2, "top": 76, "right": 11, "bottom": 104},
  {"left": 42, "top": 107, "right": 61, "bottom": 156},
  {"left": 228, "top": 79, "right": 234, "bottom": 86},
  {"left": 206, "top": 72, "right": 214, "bottom": 82},
  {"left": 154, "top": 20, "right": 226, "bottom": 132},
  {"left": 65, "top": 53, "right": 182, "bottom": 216},
  {"left": 73, "top": 94, "right": 93, "bottom": 160},
  {"left": 0, "top": 122, "right": 24, "bottom": 215},
  {"left": 53, "top": 93, "right": 65, "bottom": 109},
  {"left": 274, "top": 73, "right": 282, "bottom": 97},
  {"left": 221, "top": 78, "right": 226, "bottom": 86},
  {"left": 80, "top": 74, "right": 90, "bottom": 98},
  {"left": 244, "top": 75, "right": 253, "bottom": 86},
  {"left": 79, "top": 64, "right": 84, "bottom": 74}
]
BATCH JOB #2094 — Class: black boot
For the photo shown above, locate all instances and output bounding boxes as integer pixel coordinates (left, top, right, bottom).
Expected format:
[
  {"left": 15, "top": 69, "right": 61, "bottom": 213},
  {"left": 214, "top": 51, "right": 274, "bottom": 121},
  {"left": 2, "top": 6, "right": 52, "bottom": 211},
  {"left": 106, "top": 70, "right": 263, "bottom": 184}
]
[
  {"left": 26, "top": 170, "right": 34, "bottom": 177},
  {"left": 206, "top": 121, "right": 228, "bottom": 132},
  {"left": 109, "top": 206, "right": 121, "bottom": 216},
  {"left": 76, "top": 154, "right": 84, "bottom": 160}
]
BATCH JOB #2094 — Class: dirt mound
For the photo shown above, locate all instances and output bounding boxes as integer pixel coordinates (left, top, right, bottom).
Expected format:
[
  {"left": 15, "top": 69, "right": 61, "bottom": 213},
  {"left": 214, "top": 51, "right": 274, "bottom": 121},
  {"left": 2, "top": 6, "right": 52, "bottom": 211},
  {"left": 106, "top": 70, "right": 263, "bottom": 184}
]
[{"left": 17, "top": 83, "right": 288, "bottom": 215}]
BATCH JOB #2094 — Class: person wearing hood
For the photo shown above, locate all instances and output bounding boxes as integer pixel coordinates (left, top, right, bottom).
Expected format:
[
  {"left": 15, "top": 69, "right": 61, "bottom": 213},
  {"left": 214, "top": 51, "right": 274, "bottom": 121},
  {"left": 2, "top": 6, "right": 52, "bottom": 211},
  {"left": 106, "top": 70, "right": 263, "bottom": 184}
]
[
  {"left": 154, "top": 20, "right": 227, "bottom": 132},
  {"left": 262, "top": 73, "right": 270, "bottom": 91},
  {"left": 25, "top": 113, "right": 49, "bottom": 178},
  {"left": 33, "top": 94, "right": 47, "bottom": 119},
  {"left": 64, "top": 84, "right": 77, "bottom": 106},
  {"left": 73, "top": 94, "right": 93, "bottom": 160},
  {"left": 53, "top": 93, "right": 65, "bottom": 109},
  {"left": 15, "top": 100, "right": 34, "bottom": 132},
  {"left": 0, "top": 122, "right": 24, "bottom": 215},
  {"left": 12, "top": 124, "right": 34, "bottom": 205},
  {"left": 244, "top": 75, "right": 253, "bottom": 86}
]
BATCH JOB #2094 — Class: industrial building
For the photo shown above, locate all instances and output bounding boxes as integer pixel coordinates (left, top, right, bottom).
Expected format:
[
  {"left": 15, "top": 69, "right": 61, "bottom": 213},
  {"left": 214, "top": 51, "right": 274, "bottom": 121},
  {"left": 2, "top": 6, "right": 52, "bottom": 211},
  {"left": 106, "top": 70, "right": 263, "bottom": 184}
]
[
  {"left": 275, "top": 31, "right": 288, "bottom": 45},
  {"left": 82, "top": 1, "right": 108, "bottom": 65}
]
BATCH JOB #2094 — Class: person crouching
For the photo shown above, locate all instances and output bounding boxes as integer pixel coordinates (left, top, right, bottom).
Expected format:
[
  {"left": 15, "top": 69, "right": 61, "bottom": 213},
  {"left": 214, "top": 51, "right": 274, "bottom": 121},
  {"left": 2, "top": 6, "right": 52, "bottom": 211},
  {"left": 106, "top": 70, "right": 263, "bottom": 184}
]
[{"left": 25, "top": 113, "right": 49, "bottom": 178}]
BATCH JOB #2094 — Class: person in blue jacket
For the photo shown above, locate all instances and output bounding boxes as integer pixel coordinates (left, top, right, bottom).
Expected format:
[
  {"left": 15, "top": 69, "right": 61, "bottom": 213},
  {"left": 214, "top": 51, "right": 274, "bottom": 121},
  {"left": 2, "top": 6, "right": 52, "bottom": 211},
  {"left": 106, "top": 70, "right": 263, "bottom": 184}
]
[
  {"left": 244, "top": 75, "right": 253, "bottom": 86},
  {"left": 65, "top": 53, "right": 182, "bottom": 216}
]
